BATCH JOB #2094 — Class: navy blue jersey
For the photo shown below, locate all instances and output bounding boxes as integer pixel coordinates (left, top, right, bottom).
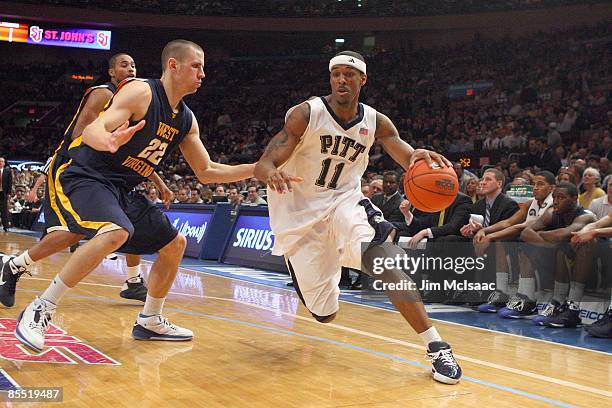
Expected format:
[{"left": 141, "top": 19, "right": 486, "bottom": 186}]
[
  {"left": 54, "top": 82, "right": 117, "bottom": 159},
  {"left": 68, "top": 78, "right": 193, "bottom": 190},
  {"left": 549, "top": 206, "right": 587, "bottom": 230}
]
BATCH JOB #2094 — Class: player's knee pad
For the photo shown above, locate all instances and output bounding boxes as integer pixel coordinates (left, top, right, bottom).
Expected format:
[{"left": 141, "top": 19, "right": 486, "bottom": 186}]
[{"left": 312, "top": 312, "right": 337, "bottom": 323}]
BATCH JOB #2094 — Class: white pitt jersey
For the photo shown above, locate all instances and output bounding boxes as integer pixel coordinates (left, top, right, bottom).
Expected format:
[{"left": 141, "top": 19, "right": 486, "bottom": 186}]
[
  {"left": 268, "top": 96, "right": 377, "bottom": 255},
  {"left": 526, "top": 193, "right": 553, "bottom": 221}
]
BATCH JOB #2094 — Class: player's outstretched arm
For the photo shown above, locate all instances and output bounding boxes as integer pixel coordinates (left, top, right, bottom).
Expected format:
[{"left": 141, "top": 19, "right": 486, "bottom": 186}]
[
  {"left": 82, "top": 81, "right": 150, "bottom": 153},
  {"left": 375, "top": 112, "right": 451, "bottom": 170},
  {"left": 254, "top": 103, "right": 308, "bottom": 193},
  {"left": 180, "top": 114, "right": 255, "bottom": 184}
]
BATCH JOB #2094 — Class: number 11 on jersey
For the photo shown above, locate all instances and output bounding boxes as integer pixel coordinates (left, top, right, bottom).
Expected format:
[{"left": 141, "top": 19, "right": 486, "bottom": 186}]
[{"left": 315, "top": 158, "right": 345, "bottom": 189}]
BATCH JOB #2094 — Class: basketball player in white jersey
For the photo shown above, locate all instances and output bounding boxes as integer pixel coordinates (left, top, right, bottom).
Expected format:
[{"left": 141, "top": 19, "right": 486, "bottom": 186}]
[
  {"left": 473, "top": 171, "right": 556, "bottom": 313},
  {"left": 255, "top": 51, "right": 462, "bottom": 384}
]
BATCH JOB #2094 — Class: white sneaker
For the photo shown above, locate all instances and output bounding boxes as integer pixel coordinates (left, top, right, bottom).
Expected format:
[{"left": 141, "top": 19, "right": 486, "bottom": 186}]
[
  {"left": 132, "top": 313, "right": 193, "bottom": 341},
  {"left": 15, "top": 297, "right": 55, "bottom": 352},
  {"left": 105, "top": 253, "right": 118, "bottom": 260}
]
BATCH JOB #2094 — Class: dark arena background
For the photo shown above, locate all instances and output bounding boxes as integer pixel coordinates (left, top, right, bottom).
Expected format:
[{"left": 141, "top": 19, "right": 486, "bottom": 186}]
[{"left": 0, "top": 0, "right": 611, "bottom": 406}]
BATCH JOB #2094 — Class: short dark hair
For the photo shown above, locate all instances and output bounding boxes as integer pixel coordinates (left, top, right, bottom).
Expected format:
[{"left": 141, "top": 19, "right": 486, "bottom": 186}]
[
  {"left": 108, "top": 53, "right": 129, "bottom": 69},
  {"left": 484, "top": 168, "right": 505, "bottom": 185},
  {"left": 383, "top": 170, "right": 399, "bottom": 180},
  {"left": 535, "top": 171, "right": 556, "bottom": 185},
  {"left": 161, "top": 39, "right": 203, "bottom": 72},
  {"left": 555, "top": 182, "right": 579, "bottom": 198},
  {"left": 335, "top": 50, "right": 365, "bottom": 62}
]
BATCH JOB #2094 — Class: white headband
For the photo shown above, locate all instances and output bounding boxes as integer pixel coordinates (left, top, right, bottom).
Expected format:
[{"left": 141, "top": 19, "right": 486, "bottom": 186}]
[{"left": 329, "top": 55, "right": 366, "bottom": 75}]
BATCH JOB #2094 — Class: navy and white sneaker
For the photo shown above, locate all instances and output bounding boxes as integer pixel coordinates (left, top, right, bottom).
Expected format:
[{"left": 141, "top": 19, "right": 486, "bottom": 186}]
[
  {"left": 586, "top": 307, "right": 612, "bottom": 338},
  {"left": 14, "top": 297, "right": 55, "bottom": 352},
  {"left": 105, "top": 253, "right": 118, "bottom": 260},
  {"left": 532, "top": 300, "right": 561, "bottom": 325},
  {"left": 477, "top": 290, "right": 510, "bottom": 313},
  {"left": 498, "top": 293, "right": 537, "bottom": 319},
  {"left": 0, "top": 255, "right": 30, "bottom": 308},
  {"left": 119, "top": 276, "right": 148, "bottom": 302},
  {"left": 426, "top": 341, "right": 462, "bottom": 384},
  {"left": 544, "top": 301, "right": 581, "bottom": 328},
  {"left": 132, "top": 313, "right": 193, "bottom": 341},
  {"left": 359, "top": 199, "right": 398, "bottom": 247}
]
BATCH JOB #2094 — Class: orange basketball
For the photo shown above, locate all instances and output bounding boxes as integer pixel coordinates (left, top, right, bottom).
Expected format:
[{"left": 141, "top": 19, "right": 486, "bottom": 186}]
[{"left": 404, "top": 160, "right": 459, "bottom": 213}]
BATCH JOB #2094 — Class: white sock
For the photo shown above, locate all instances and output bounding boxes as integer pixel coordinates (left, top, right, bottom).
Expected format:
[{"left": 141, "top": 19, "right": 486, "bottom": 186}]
[
  {"left": 568, "top": 281, "right": 585, "bottom": 303},
  {"left": 553, "top": 281, "right": 569, "bottom": 303},
  {"left": 496, "top": 272, "right": 509, "bottom": 293},
  {"left": 126, "top": 265, "right": 140, "bottom": 282},
  {"left": 11, "top": 250, "right": 34, "bottom": 272},
  {"left": 41, "top": 275, "right": 70, "bottom": 305},
  {"left": 142, "top": 295, "right": 165, "bottom": 317},
  {"left": 518, "top": 277, "right": 536, "bottom": 300},
  {"left": 419, "top": 326, "right": 443, "bottom": 348}
]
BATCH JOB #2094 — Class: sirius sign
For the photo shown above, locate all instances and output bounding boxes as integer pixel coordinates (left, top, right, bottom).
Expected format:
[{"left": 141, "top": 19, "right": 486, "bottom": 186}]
[{"left": 223, "top": 213, "right": 287, "bottom": 272}]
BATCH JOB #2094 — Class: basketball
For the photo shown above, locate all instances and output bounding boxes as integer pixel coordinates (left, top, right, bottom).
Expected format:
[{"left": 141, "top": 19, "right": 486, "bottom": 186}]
[{"left": 404, "top": 160, "right": 459, "bottom": 212}]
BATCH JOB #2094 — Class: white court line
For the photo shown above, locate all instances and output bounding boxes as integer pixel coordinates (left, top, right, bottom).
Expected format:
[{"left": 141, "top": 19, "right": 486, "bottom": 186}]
[{"left": 23, "top": 275, "right": 612, "bottom": 398}]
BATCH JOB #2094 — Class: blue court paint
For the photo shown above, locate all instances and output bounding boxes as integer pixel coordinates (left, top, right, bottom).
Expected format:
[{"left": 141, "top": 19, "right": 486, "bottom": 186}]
[{"left": 0, "top": 369, "right": 19, "bottom": 390}]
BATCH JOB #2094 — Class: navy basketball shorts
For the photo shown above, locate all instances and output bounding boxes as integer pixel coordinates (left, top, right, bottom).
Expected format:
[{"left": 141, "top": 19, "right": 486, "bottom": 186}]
[
  {"left": 118, "top": 191, "right": 178, "bottom": 255},
  {"left": 48, "top": 161, "right": 177, "bottom": 254}
]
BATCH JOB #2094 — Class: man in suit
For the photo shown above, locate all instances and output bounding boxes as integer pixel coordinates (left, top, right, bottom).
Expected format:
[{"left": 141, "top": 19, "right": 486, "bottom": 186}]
[
  {"left": 398, "top": 192, "right": 473, "bottom": 245},
  {"left": 371, "top": 171, "right": 404, "bottom": 224},
  {"left": 0, "top": 157, "right": 12, "bottom": 232},
  {"left": 460, "top": 168, "right": 520, "bottom": 239}
]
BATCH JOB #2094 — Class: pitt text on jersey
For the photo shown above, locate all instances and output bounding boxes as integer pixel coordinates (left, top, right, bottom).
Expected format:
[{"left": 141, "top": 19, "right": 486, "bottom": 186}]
[
  {"left": 317, "top": 134, "right": 367, "bottom": 189},
  {"left": 121, "top": 121, "right": 178, "bottom": 178}
]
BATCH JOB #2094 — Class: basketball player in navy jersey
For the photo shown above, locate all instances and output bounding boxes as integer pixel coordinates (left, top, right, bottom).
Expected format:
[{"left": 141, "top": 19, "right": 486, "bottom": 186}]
[
  {"left": 15, "top": 40, "right": 255, "bottom": 351},
  {"left": 255, "top": 51, "right": 462, "bottom": 384},
  {"left": 0, "top": 54, "right": 161, "bottom": 307}
]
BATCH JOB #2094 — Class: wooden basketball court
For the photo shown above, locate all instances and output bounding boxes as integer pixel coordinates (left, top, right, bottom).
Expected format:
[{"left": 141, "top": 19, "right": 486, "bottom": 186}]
[{"left": 1, "top": 233, "right": 610, "bottom": 407}]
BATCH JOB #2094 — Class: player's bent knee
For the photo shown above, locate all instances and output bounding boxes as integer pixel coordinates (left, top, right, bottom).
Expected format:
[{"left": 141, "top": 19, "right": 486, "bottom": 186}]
[
  {"left": 160, "top": 233, "right": 187, "bottom": 255},
  {"left": 312, "top": 312, "right": 336, "bottom": 323},
  {"left": 104, "top": 228, "right": 130, "bottom": 249}
]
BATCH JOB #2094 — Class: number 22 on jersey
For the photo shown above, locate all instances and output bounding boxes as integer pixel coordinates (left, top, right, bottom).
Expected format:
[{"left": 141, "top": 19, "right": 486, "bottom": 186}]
[{"left": 137, "top": 139, "right": 168, "bottom": 165}]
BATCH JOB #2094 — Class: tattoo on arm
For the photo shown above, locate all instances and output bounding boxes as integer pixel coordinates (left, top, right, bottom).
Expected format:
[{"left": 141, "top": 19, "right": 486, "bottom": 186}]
[{"left": 263, "top": 129, "right": 289, "bottom": 157}]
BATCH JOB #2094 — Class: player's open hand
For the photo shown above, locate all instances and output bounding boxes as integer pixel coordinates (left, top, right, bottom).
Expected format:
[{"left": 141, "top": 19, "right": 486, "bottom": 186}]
[
  {"left": 409, "top": 149, "right": 452, "bottom": 169},
  {"left": 108, "top": 120, "right": 145, "bottom": 153},
  {"left": 266, "top": 170, "right": 303, "bottom": 194}
]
